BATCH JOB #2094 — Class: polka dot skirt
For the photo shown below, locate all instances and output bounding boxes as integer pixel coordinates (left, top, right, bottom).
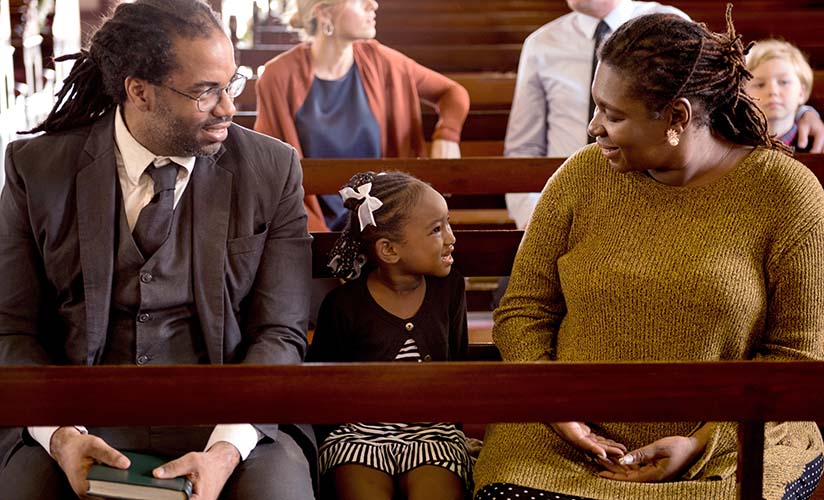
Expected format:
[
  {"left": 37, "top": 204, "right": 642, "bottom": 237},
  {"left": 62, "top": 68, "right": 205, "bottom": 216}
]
[
  {"left": 783, "top": 454, "right": 823, "bottom": 500},
  {"left": 475, "top": 483, "right": 595, "bottom": 500},
  {"left": 475, "top": 454, "right": 824, "bottom": 500}
]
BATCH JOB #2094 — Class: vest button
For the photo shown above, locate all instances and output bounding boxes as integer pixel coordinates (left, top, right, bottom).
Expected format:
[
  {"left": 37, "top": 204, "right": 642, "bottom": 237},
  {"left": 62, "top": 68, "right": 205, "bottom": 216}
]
[
  {"left": 140, "top": 272, "right": 153, "bottom": 284},
  {"left": 136, "top": 355, "right": 149, "bottom": 365},
  {"left": 137, "top": 313, "right": 151, "bottom": 323}
]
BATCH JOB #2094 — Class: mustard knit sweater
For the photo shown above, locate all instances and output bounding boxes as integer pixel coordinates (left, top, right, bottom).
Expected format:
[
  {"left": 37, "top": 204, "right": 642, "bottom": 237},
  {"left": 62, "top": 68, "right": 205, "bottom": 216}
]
[{"left": 474, "top": 145, "right": 824, "bottom": 500}]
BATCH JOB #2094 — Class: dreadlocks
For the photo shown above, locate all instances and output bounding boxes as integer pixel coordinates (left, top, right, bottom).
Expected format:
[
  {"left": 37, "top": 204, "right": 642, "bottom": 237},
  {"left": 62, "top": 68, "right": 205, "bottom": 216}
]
[
  {"left": 599, "top": 4, "right": 786, "bottom": 152},
  {"left": 24, "top": 0, "right": 222, "bottom": 135}
]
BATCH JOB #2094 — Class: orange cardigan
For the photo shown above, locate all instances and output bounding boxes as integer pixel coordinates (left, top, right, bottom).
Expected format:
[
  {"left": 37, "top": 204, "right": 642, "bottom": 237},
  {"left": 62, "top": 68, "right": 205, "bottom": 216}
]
[{"left": 254, "top": 40, "right": 470, "bottom": 231}]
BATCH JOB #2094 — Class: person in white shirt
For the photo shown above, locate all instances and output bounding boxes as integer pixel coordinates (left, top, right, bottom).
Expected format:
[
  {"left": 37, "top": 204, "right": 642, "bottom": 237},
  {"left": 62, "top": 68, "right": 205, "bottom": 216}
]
[{"left": 504, "top": 0, "right": 824, "bottom": 229}]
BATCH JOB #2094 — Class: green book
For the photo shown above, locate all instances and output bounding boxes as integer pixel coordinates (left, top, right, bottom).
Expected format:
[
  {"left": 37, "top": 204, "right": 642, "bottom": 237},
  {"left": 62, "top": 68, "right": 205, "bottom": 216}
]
[{"left": 87, "top": 451, "right": 193, "bottom": 500}]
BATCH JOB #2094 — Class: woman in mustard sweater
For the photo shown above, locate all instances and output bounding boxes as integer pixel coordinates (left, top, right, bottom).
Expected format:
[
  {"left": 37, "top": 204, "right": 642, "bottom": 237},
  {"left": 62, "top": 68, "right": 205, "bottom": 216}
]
[
  {"left": 254, "top": 0, "right": 469, "bottom": 232},
  {"left": 474, "top": 9, "right": 824, "bottom": 500}
]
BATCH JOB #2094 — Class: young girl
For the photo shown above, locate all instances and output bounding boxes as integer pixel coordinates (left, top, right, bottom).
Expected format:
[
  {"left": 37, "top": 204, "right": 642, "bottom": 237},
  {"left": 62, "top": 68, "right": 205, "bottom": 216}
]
[
  {"left": 307, "top": 171, "right": 471, "bottom": 500},
  {"left": 745, "top": 39, "right": 816, "bottom": 152}
]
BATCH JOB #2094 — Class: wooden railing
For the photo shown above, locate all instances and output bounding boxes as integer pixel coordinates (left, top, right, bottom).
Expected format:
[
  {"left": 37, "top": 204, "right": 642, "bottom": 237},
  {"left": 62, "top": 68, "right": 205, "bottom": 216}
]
[
  {"left": 1, "top": 361, "right": 822, "bottom": 500},
  {"left": 298, "top": 154, "right": 824, "bottom": 195}
]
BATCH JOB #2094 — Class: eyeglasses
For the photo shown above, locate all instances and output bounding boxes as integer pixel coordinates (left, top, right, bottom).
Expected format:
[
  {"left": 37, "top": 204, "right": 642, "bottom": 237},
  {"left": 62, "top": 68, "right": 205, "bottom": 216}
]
[{"left": 162, "top": 73, "right": 247, "bottom": 113}]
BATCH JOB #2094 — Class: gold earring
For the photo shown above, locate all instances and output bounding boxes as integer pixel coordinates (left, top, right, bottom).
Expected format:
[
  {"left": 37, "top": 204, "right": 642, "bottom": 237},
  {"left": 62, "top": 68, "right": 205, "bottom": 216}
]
[
  {"left": 322, "top": 22, "right": 334, "bottom": 36},
  {"left": 666, "top": 128, "right": 680, "bottom": 147}
]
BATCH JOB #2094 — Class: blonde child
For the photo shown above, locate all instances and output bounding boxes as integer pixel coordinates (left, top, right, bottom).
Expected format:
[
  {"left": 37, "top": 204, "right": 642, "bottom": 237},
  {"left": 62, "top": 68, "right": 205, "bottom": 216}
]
[
  {"left": 307, "top": 171, "right": 470, "bottom": 500},
  {"left": 745, "top": 39, "right": 816, "bottom": 152}
]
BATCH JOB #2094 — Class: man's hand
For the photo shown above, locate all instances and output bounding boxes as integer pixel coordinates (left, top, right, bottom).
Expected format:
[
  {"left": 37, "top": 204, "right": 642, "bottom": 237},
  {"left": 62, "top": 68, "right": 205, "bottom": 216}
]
[
  {"left": 50, "top": 426, "right": 130, "bottom": 498},
  {"left": 549, "top": 422, "right": 626, "bottom": 462},
  {"left": 598, "top": 435, "right": 703, "bottom": 482},
  {"left": 153, "top": 441, "right": 241, "bottom": 500},
  {"left": 796, "top": 108, "right": 824, "bottom": 153}
]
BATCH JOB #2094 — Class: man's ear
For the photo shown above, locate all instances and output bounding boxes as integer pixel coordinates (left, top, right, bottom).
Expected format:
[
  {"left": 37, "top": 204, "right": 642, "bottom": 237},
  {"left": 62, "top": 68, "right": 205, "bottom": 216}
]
[
  {"left": 123, "top": 76, "right": 154, "bottom": 112},
  {"left": 374, "top": 238, "right": 400, "bottom": 265},
  {"left": 668, "top": 97, "right": 692, "bottom": 135}
]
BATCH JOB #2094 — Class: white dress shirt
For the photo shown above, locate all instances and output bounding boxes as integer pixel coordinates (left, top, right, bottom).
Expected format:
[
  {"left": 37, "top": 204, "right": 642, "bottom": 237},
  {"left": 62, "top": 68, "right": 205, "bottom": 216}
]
[
  {"left": 28, "top": 108, "right": 262, "bottom": 461},
  {"left": 504, "top": 0, "right": 688, "bottom": 229}
]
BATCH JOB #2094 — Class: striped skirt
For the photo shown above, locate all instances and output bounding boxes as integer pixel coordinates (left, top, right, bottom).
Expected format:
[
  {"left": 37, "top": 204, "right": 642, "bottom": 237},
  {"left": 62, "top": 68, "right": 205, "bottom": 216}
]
[{"left": 319, "top": 422, "right": 472, "bottom": 488}]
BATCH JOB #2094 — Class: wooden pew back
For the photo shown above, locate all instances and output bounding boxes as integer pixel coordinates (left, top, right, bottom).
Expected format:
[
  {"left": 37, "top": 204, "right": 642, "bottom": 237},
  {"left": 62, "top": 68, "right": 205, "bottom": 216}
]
[{"left": 1, "top": 361, "right": 821, "bottom": 499}]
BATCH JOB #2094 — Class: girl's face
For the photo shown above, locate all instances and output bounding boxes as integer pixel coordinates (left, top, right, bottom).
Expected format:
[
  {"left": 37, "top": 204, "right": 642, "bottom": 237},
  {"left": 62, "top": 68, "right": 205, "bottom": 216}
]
[
  {"left": 746, "top": 58, "right": 806, "bottom": 136},
  {"left": 394, "top": 186, "right": 456, "bottom": 278},
  {"left": 325, "top": 0, "right": 378, "bottom": 41}
]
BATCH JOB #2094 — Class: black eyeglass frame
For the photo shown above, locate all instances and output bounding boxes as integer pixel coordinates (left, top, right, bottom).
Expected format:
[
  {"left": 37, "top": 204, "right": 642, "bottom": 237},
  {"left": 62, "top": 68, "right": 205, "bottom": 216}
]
[{"left": 161, "top": 73, "right": 247, "bottom": 113}]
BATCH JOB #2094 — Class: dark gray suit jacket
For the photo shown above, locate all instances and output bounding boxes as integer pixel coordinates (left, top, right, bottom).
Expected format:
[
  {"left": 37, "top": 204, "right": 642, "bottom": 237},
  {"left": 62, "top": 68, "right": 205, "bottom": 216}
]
[{"left": 0, "top": 111, "right": 316, "bottom": 467}]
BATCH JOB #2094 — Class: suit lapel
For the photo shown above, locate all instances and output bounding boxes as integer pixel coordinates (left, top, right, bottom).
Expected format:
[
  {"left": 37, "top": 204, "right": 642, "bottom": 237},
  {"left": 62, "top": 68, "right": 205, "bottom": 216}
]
[
  {"left": 76, "top": 114, "right": 118, "bottom": 365},
  {"left": 191, "top": 152, "right": 232, "bottom": 363}
]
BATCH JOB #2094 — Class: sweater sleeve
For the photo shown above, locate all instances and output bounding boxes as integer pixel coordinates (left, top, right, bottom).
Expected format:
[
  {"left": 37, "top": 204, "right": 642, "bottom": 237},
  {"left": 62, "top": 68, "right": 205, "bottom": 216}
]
[
  {"left": 688, "top": 181, "right": 824, "bottom": 481},
  {"left": 759, "top": 218, "right": 824, "bottom": 361},
  {"left": 492, "top": 156, "right": 577, "bottom": 361},
  {"left": 386, "top": 46, "right": 469, "bottom": 143}
]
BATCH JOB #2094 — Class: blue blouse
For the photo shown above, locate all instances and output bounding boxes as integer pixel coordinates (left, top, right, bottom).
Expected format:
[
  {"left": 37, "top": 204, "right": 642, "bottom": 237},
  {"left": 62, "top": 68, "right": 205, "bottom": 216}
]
[{"left": 295, "top": 64, "right": 382, "bottom": 230}]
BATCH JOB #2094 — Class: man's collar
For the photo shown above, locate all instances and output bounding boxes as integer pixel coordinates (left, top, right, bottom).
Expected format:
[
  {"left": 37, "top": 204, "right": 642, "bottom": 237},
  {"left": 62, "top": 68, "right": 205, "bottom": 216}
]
[
  {"left": 575, "top": 0, "right": 631, "bottom": 37},
  {"left": 113, "top": 106, "right": 196, "bottom": 185}
]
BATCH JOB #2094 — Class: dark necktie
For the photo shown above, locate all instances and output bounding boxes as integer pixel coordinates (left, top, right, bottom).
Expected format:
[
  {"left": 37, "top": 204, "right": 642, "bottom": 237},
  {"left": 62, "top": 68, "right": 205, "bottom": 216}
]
[
  {"left": 132, "top": 162, "right": 179, "bottom": 257},
  {"left": 587, "top": 20, "right": 611, "bottom": 144}
]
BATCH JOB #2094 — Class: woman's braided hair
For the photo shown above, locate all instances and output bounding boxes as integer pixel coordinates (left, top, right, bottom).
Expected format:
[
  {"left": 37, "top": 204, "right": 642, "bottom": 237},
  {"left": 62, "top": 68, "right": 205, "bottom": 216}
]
[
  {"left": 328, "top": 171, "right": 429, "bottom": 280},
  {"left": 598, "top": 4, "right": 785, "bottom": 151},
  {"left": 24, "top": 0, "right": 222, "bottom": 135}
]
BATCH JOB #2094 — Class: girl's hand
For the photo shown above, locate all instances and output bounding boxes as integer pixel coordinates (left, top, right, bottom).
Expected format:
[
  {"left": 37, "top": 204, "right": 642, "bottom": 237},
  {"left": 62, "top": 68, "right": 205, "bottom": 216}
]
[
  {"left": 598, "top": 435, "right": 703, "bottom": 482},
  {"left": 430, "top": 139, "right": 461, "bottom": 159},
  {"left": 549, "top": 422, "right": 627, "bottom": 462}
]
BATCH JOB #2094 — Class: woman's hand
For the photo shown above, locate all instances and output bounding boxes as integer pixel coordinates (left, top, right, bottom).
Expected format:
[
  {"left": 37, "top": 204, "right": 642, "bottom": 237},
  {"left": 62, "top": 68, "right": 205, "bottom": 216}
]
[
  {"left": 598, "top": 434, "right": 704, "bottom": 482},
  {"left": 549, "top": 422, "right": 627, "bottom": 462},
  {"left": 430, "top": 139, "right": 461, "bottom": 159}
]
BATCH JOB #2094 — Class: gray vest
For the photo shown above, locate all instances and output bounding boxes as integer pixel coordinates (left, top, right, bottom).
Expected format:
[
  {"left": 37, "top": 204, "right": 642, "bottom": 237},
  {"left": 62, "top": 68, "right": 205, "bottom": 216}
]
[{"left": 103, "top": 185, "right": 207, "bottom": 365}]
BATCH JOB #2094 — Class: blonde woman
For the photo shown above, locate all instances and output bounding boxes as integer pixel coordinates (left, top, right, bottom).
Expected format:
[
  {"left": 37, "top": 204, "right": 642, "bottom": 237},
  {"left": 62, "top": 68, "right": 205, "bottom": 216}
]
[{"left": 254, "top": 0, "right": 470, "bottom": 231}]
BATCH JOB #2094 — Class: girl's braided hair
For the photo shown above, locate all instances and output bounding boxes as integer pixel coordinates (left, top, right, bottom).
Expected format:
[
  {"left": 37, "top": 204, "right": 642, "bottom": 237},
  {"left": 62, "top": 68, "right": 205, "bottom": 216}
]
[
  {"left": 598, "top": 4, "right": 786, "bottom": 152},
  {"left": 328, "top": 171, "right": 429, "bottom": 280},
  {"left": 24, "top": 0, "right": 222, "bottom": 135}
]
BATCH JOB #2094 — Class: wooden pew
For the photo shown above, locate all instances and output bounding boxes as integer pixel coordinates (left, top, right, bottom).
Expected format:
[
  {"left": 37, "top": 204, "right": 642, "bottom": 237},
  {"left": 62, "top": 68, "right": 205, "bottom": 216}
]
[
  {"left": 2, "top": 361, "right": 823, "bottom": 500},
  {"left": 246, "top": 1, "right": 824, "bottom": 75},
  {"left": 375, "top": 0, "right": 560, "bottom": 13},
  {"left": 300, "top": 157, "right": 561, "bottom": 194},
  {"left": 234, "top": 72, "right": 516, "bottom": 112},
  {"left": 239, "top": 44, "right": 524, "bottom": 73},
  {"left": 236, "top": 61, "right": 824, "bottom": 150},
  {"left": 299, "top": 154, "right": 824, "bottom": 195}
]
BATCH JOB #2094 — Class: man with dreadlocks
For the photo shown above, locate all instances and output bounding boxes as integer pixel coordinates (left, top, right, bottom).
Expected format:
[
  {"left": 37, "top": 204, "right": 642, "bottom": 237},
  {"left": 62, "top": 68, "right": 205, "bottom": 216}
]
[
  {"left": 0, "top": 1, "right": 316, "bottom": 499},
  {"left": 474, "top": 8, "right": 824, "bottom": 500}
]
